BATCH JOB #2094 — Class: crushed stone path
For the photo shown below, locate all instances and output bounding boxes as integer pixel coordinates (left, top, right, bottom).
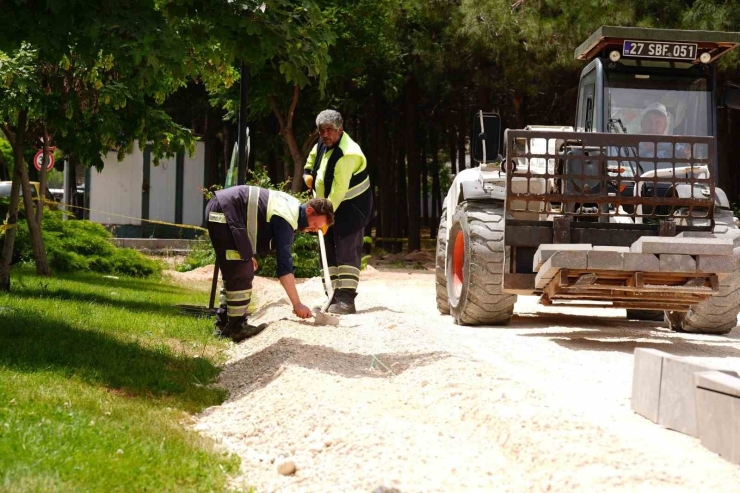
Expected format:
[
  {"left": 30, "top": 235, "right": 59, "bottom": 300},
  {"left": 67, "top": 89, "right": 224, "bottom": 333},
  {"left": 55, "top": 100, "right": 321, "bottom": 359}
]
[{"left": 193, "top": 266, "right": 740, "bottom": 492}]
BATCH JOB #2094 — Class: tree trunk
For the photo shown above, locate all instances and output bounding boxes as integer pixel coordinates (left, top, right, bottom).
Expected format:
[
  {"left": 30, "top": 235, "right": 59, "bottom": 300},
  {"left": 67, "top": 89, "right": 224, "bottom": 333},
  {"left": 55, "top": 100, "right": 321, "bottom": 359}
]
[
  {"left": 421, "top": 133, "right": 429, "bottom": 228},
  {"left": 0, "top": 115, "right": 26, "bottom": 291},
  {"left": 268, "top": 86, "right": 310, "bottom": 193},
  {"left": 458, "top": 103, "right": 467, "bottom": 172},
  {"left": 405, "top": 78, "right": 421, "bottom": 252},
  {"left": 448, "top": 121, "right": 458, "bottom": 176},
  {"left": 430, "top": 126, "right": 441, "bottom": 239},
  {"left": 35, "top": 130, "right": 51, "bottom": 225},
  {"left": 19, "top": 147, "right": 50, "bottom": 276}
]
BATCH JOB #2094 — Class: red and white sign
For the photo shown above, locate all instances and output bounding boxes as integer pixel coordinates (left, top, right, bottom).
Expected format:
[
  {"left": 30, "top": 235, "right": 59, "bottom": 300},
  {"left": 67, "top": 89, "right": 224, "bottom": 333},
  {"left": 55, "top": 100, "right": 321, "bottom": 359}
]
[{"left": 33, "top": 149, "right": 55, "bottom": 172}]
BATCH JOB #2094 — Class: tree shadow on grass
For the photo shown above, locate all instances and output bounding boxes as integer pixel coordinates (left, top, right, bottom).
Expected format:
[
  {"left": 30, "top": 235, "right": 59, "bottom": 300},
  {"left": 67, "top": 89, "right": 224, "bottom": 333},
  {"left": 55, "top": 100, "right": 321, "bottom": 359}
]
[
  {"left": 0, "top": 308, "right": 226, "bottom": 412},
  {"left": 9, "top": 284, "right": 188, "bottom": 317},
  {"left": 221, "top": 337, "right": 448, "bottom": 400}
]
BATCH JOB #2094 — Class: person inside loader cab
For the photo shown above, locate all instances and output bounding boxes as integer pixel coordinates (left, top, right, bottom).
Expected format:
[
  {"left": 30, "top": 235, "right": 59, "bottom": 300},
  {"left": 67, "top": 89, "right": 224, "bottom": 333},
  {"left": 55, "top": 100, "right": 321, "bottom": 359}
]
[
  {"left": 303, "top": 110, "right": 373, "bottom": 315},
  {"left": 206, "top": 185, "right": 334, "bottom": 342},
  {"left": 639, "top": 102, "right": 691, "bottom": 159}
]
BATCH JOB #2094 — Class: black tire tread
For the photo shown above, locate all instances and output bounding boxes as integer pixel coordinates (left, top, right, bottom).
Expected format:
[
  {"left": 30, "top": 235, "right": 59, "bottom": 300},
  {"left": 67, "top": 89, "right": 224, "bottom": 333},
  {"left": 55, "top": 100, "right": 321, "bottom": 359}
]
[{"left": 435, "top": 206, "right": 450, "bottom": 314}]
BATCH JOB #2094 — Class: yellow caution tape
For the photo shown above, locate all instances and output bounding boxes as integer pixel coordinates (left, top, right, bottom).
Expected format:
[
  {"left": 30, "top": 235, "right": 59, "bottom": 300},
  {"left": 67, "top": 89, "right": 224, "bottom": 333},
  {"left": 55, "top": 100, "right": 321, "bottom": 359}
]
[{"left": 43, "top": 199, "right": 208, "bottom": 233}]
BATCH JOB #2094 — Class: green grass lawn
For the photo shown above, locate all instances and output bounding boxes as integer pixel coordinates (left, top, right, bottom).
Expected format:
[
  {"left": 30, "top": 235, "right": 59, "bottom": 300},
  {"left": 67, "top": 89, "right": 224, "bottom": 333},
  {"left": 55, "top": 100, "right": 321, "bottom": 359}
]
[{"left": 0, "top": 267, "right": 241, "bottom": 492}]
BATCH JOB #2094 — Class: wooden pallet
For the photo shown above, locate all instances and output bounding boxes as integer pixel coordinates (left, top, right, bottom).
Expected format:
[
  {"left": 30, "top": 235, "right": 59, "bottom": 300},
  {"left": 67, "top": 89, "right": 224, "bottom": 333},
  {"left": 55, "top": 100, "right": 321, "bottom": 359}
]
[{"left": 540, "top": 269, "right": 720, "bottom": 312}]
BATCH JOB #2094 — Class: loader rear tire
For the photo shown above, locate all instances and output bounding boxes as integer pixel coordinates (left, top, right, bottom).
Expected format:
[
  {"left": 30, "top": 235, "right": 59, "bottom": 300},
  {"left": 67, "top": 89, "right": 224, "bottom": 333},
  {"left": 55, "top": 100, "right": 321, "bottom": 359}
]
[
  {"left": 665, "top": 272, "right": 740, "bottom": 335},
  {"left": 446, "top": 201, "right": 516, "bottom": 326},
  {"left": 435, "top": 206, "right": 450, "bottom": 314}
]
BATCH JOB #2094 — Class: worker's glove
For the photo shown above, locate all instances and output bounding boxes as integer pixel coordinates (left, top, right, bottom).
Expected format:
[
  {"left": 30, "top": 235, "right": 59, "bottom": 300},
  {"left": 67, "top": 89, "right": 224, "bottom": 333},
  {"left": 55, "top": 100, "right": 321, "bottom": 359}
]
[{"left": 303, "top": 174, "right": 314, "bottom": 190}]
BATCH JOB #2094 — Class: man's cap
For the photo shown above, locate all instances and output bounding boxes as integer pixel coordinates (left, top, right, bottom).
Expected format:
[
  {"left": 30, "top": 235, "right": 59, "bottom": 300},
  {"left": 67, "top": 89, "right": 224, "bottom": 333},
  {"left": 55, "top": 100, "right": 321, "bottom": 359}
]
[{"left": 642, "top": 102, "right": 669, "bottom": 120}]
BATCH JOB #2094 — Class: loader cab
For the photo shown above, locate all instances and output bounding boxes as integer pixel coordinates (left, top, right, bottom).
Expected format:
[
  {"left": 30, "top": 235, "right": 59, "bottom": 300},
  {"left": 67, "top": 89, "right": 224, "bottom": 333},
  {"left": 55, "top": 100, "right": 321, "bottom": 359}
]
[{"left": 574, "top": 26, "right": 740, "bottom": 178}]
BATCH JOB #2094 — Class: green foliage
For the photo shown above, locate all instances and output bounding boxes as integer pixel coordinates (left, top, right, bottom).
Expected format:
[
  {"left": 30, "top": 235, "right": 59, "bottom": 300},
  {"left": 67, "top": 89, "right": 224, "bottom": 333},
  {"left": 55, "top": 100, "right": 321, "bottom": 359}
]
[
  {"left": 176, "top": 236, "right": 216, "bottom": 273},
  {"left": 0, "top": 268, "right": 239, "bottom": 490},
  {"left": 13, "top": 211, "right": 162, "bottom": 277}
]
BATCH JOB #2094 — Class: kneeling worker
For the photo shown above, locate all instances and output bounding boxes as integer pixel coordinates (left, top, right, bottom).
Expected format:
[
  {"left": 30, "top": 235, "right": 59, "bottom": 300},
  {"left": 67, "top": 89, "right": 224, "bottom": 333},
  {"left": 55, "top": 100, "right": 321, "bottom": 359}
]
[{"left": 206, "top": 185, "right": 334, "bottom": 342}]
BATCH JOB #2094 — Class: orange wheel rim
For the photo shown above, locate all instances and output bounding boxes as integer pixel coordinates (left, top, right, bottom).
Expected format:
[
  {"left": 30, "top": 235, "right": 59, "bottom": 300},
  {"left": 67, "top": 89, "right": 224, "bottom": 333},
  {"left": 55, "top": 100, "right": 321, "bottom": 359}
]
[{"left": 452, "top": 230, "right": 465, "bottom": 297}]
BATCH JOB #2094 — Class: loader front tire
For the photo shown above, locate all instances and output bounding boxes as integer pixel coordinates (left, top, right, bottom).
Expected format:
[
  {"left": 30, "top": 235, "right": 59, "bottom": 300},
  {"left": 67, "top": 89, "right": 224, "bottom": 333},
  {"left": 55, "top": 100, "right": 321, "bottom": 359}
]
[
  {"left": 665, "top": 271, "right": 740, "bottom": 335},
  {"left": 435, "top": 206, "right": 450, "bottom": 314},
  {"left": 446, "top": 201, "right": 516, "bottom": 326}
]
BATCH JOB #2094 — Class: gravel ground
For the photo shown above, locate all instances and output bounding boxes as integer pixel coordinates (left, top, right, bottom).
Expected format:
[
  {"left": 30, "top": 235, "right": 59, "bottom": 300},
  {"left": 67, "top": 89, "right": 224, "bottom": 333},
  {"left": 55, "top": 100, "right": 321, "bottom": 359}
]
[{"left": 192, "top": 266, "right": 740, "bottom": 493}]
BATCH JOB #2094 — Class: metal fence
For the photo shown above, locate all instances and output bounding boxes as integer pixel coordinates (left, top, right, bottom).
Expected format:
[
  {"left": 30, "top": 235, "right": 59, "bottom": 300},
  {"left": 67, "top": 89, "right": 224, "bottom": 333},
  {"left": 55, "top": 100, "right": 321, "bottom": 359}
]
[{"left": 504, "top": 130, "right": 716, "bottom": 227}]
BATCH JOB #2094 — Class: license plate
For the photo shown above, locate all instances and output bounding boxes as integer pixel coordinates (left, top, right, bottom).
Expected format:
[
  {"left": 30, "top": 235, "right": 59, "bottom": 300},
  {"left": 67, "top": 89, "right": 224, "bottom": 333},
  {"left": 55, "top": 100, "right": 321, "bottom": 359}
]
[{"left": 622, "top": 40, "right": 698, "bottom": 61}]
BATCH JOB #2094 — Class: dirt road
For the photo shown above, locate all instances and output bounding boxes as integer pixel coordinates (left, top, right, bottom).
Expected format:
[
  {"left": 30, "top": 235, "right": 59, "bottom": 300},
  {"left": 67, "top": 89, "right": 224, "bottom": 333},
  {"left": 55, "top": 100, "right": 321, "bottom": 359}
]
[{"left": 192, "top": 266, "right": 740, "bottom": 492}]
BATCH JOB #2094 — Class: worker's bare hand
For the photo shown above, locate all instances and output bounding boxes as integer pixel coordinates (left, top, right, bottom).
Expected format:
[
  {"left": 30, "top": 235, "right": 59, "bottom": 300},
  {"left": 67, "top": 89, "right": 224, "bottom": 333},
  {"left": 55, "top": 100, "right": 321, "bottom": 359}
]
[
  {"left": 293, "top": 303, "right": 312, "bottom": 319},
  {"left": 252, "top": 258, "right": 258, "bottom": 271}
]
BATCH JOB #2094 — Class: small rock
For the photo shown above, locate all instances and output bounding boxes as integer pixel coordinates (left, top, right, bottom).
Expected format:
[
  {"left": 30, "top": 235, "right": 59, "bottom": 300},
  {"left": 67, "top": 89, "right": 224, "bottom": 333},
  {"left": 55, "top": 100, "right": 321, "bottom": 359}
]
[
  {"left": 421, "top": 380, "right": 430, "bottom": 387},
  {"left": 309, "top": 442, "right": 324, "bottom": 452},
  {"left": 277, "top": 459, "right": 297, "bottom": 476}
]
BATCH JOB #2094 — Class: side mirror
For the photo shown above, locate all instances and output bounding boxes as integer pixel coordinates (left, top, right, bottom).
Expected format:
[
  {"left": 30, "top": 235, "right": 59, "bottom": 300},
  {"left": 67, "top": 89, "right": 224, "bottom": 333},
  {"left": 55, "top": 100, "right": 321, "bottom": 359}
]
[
  {"left": 723, "top": 82, "right": 740, "bottom": 110},
  {"left": 471, "top": 111, "right": 501, "bottom": 164}
]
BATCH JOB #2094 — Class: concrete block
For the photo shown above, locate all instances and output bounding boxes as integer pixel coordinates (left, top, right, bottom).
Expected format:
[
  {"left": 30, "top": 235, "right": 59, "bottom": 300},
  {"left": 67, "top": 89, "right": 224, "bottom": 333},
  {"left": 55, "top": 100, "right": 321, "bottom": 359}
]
[
  {"left": 696, "top": 255, "right": 736, "bottom": 274},
  {"left": 533, "top": 243, "right": 592, "bottom": 271},
  {"left": 534, "top": 250, "right": 589, "bottom": 289},
  {"left": 587, "top": 250, "right": 624, "bottom": 270},
  {"left": 659, "top": 254, "right": 696, "bottom": 273},
  {"left": 676, "top": 231, "right": 716, "bottom": 239},
  {"left": 593, "top": 246, "right": 630, "bottom": 252},
  {"left": 657, "top": 356, "right": 714, "bottom": 436},
  {"left": 631, "top": 348, "right": 667, "bottom": 422},
  {"left": 623, "top": 253, "right": 660, "bottom": 272},
  {"left": 694, "top": 371, "right": 740, "bottom": 464},
  {"left": 630, "top": 236, "right": 734, "bottom": 256}
]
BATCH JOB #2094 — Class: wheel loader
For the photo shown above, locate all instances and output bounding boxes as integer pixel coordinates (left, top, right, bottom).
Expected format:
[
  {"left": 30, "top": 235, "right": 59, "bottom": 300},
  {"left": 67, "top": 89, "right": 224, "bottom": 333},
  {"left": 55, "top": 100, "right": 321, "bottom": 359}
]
[{"left": 436, "top": 26, "right": 740, "bottom": 334}]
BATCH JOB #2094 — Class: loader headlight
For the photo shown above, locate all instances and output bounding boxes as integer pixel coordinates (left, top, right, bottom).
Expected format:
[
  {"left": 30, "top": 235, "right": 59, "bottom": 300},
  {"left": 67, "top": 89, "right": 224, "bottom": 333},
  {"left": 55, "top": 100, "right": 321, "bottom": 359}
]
[
  {"left": 609, "top": 50, "right": 621, "bottom": 63},
  {"left": 700, "top": 52, "right": 711, "bottom": 64}
]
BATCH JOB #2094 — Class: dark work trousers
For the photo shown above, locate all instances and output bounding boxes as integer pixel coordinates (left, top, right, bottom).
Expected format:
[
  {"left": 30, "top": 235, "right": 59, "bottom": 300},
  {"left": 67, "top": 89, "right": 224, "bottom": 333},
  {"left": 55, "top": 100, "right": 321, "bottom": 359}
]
[
  {"left": 321, "top": 226, "right": 364, "bottom": 304},
  {"left": 206, "top": 198, "right": 254, "bottom": 327}
]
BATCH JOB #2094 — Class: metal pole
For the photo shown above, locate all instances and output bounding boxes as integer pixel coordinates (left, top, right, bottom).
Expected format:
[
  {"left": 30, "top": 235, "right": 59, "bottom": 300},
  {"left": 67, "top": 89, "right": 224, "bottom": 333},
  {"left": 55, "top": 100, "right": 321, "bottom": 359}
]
[{"left": 237, "top": 61, "right": 250, "bottom": 185}]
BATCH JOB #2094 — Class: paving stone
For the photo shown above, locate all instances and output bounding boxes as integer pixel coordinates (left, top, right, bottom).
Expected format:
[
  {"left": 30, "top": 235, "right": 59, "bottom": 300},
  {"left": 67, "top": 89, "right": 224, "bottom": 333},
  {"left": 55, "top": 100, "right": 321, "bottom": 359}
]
[
  {"left": 694, "top": 371, "right": 740, "bottom": 464},
  {"left": 631, "top": 348, "right": 667, "bottom": 423},
  {"left": 630, "top": 236, "right": 734, "bottom": 256},
  {"left": 534, "top": 251, "right": 589, "bottom": 289},
  {"left": 593, "top": 246, "right": 630, "bottom": 252},
  {"left": 587, "top": 250, "right": 624, "bottom": 270},
  {"left": 657, "top": 356, "right": 714, "bottom": 437},
  {"left": 676, "top": 231, "right": 716, "bottom": 239},
  {"left": 623, "top": 253, "right": 660, "bottom": 272},
  {"left": 533, "top": 244, "right": 592, "bottom": 271},
  {"left": 696, "top": 255, "right": 736, "bottom": 273},
  {"left": 659, "top": 254, "right": 696, "bottom": 273}
]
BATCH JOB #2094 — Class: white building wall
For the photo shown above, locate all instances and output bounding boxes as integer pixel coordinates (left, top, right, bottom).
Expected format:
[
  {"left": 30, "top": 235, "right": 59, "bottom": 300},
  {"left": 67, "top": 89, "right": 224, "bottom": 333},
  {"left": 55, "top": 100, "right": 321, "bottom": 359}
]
[
  {"left": 183, "top": 142, "right": 206, "bottom": 226},
  {"left": 148, "top": 154, "right": 177, "bottom": 223},
  {"left": 89, "top": 147, "right": 143, "bottom": 225}
]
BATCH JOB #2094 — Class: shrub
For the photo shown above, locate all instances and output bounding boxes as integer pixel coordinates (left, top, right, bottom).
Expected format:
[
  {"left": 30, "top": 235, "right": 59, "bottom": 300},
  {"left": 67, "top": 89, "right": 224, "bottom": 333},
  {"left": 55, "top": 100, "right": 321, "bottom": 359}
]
[{"left": 12, "top": 210, "right": 162, "bottom": 277}]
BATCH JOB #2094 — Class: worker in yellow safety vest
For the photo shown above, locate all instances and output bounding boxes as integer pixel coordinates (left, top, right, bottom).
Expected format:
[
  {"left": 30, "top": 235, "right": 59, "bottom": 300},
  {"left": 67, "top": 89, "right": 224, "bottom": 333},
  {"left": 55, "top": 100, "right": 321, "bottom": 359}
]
[{"left": 304, "top": 110, "right": 373, "bottom": 315}]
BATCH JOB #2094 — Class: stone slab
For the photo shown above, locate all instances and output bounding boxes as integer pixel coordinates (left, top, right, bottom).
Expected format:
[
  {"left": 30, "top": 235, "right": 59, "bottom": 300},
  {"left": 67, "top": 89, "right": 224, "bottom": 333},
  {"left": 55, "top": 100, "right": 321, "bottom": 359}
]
[
  {"left": 657, "top": 356, "right": 714, "bottom": 437},
  {"left": 696, "top": 255, "right": 736, "bottom": 274},
  {"left": 593, "top": 246, "right": 630, "bottom": 252},
  {"left": 695, "top": 370, "right": 740, "bottom": 397},
  {"left": 694, "top": 371, "right": 740, "bottom": 465},
  {"left": 630, "top": 236, "right": 734, "bottom": 256},
  {"left": 534, "top": 250, "right": 589, "bottom": 289},
  {"left": 587, "top": 250, "right": 624, "bottom": 270},
  {"left": 533, "top": 243, "right": 592, "bottom": 272},
  {"left": 631, "top": 348, "right": 667, "bottom": 422},
  {"left": 676, "top": 231, "right": 716, "bottom": 239},
  {"left": 659, "top": 254, "right": 696, "bottom": 273},
  {"left": 623, "top": 253, "right": 660, "bottom": 272}
]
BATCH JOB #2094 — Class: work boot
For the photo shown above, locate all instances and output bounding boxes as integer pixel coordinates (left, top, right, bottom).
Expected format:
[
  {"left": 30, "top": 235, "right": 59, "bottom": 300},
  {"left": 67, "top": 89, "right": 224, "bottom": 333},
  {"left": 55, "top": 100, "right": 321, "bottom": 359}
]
[
  {"left": 327, "top": 300, "right": 356, "bottom": 315},
  {"left": 328, "top": 289, "right": 357, "bottom": 315},
  {"left": 226, "top": 317, "right": 268, "bottom": 343}
]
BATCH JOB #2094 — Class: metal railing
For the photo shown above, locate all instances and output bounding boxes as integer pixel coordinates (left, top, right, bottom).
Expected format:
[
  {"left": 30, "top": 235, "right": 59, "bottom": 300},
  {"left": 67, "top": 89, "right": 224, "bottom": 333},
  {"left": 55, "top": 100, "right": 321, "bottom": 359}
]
[{"left": 504, "top": 130, "right": 716, "bottom": 227}]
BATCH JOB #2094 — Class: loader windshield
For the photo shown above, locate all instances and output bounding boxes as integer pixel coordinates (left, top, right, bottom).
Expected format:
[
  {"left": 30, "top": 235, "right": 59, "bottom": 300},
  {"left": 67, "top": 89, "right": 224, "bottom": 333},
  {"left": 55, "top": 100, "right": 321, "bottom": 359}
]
[{"left": 606, "top": 72, "right": 711, "bottom": 137}]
